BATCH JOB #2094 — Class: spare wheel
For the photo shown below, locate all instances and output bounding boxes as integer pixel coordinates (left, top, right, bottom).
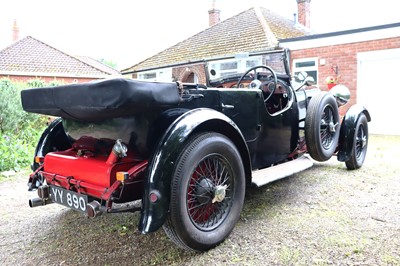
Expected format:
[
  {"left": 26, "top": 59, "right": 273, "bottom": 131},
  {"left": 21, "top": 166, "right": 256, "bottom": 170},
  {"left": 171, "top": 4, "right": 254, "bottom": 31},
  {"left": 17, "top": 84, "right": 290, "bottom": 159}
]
[{"left": 305, "top": 92, "right": 340, "bottom": 161}]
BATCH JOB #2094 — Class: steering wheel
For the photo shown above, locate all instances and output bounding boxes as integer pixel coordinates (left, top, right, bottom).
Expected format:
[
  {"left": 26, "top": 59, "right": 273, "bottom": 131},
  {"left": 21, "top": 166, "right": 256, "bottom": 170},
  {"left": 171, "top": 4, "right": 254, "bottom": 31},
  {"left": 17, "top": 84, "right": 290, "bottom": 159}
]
[{"left": 237, "top": 65, "right": 278, "bottom": 102}]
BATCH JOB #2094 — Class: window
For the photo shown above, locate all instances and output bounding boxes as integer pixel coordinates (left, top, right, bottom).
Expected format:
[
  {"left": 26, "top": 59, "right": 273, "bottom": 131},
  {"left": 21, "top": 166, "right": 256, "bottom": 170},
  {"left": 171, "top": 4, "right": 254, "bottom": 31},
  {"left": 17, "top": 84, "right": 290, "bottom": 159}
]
[
  {"left": 220, "top": 62, "right": 237, "bottom": 70},
  {"left": 246, "top": 59, "right": 259, "bottom": 68},
  {"left": 292, "top": 58, "right": 318, "bottom": 87},
  {"left": 208, "top": 56, "right": 262, "bottom": 79},
  {"left": 137, "top": 68, "right": 172, "bottom": 82},
  {"left": 143, "top": 72, "right": 156, "bottom": 80},
  {"left": 264, "top": 53, "right": 286, "bottom": 73}
]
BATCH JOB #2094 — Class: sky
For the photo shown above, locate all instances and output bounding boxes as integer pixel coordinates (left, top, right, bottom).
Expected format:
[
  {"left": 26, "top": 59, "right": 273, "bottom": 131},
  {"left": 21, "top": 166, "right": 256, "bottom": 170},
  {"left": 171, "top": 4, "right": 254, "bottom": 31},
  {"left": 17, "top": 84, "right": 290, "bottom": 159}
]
[{"left": 0, "top": 0, "right": 399, "bottom": 70}]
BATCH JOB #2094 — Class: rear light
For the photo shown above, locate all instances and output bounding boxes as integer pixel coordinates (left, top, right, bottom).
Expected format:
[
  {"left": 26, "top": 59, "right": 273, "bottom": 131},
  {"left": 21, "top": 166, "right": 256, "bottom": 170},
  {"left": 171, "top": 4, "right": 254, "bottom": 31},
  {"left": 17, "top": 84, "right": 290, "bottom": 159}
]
[
  {"left": 149, "top": 190, "right": 161, "bottom": 203},
  {"left": 116, "top": 172, "right": 129, "bottom": 182},
  {"left": 35, "top": 156, "right": 44, "bottom": 164}
]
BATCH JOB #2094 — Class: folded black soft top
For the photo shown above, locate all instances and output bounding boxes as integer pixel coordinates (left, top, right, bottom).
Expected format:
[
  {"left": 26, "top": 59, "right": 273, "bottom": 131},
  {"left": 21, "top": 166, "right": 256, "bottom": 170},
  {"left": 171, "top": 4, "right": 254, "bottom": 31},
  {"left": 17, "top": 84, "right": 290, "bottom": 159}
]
[{"left": 21, "top": 78, "right": 180, "bottom": 121}]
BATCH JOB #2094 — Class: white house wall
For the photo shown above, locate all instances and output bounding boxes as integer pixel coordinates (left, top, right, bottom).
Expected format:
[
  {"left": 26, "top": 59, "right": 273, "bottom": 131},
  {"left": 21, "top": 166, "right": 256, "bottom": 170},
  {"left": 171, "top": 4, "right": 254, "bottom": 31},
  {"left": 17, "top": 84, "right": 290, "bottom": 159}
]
[{"left": 357, "top": 48, "right": 400, "bottom": 135}]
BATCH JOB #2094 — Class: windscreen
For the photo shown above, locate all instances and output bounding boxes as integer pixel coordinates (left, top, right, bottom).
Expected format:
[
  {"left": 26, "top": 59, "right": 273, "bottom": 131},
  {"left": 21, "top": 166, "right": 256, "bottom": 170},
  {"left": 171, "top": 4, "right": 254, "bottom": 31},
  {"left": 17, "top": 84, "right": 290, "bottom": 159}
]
[{"left": 207, "top": 51, "right": 288, "bottom": 82}]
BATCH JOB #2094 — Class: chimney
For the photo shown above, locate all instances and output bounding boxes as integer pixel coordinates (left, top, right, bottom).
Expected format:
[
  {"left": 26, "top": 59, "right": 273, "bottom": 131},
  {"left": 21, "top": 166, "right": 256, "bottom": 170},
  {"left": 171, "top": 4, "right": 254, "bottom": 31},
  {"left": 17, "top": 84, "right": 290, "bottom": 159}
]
[
  {"left": 208, "top": 0, "right": 220, "bottom": 27},
  {"left": 297, "top": 0, "right": 311, "bottom": 28},
  {"left": 12, "top": 19, "right": 20, "bottom": 42}
]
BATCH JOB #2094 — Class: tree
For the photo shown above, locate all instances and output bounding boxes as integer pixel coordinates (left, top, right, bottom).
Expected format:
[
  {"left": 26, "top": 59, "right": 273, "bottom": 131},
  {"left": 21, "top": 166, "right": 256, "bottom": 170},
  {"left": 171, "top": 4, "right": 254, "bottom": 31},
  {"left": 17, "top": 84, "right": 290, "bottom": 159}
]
[{"left": 98, "top": 58, "right": 118, "bottom": 69}]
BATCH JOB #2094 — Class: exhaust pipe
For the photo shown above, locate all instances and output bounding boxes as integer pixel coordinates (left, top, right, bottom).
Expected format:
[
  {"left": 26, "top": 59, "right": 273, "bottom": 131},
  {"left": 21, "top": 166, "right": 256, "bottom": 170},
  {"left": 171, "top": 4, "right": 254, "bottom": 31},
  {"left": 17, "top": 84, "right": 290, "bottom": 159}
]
[
  {"left": 29, "top": 197, "right": 53, "bottom": 208},
  {"left": 86, "top": 201, "right": 102, "bottom": 218},
  {"left": 29, "top": 184, "right": 53, "bottom": 207},
  {"left": 37, "top": 184, "right": 50, "bottom": 198},
  {"left": 106, "top": 139, "right": 128, "bottom": 165}
]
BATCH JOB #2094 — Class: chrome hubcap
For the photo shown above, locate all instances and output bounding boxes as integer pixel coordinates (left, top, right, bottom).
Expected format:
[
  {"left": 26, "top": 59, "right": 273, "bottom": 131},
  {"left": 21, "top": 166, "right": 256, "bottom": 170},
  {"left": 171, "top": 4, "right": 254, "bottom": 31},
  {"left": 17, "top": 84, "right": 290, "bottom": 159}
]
[{"left": 212, "top": 185, "right": 227, "bottom": 203}]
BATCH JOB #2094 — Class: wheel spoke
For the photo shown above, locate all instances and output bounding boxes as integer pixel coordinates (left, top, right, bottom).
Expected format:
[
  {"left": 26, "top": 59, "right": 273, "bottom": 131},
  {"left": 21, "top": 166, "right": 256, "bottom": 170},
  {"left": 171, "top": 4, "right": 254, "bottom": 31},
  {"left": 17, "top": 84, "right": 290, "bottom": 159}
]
[
  {"left": 186, "top": 154, "right": 234, "bottom": 230},
  {"left": 204, "top": 159, "right": 213, "bottom": 177},
  {"left": 189, "top": 201, "right": 210, "bottom": 211},
  {"left": 354, "top": 125, "right": 367, "bottom": 158},
  {"left": 216, "top": 162, "right": 225, "bottom": 185},
  {"left": 220, "top": 171, "right": 230, "bottom": 186},
  {"left": 190, "top": 173, "right": 213, "bottom": 195},
  {"left": 319, "top": 105, "right": 337, "bottom": 150},
  {"left": 188, "top": 193, "right": 209, "bottom": 201}
]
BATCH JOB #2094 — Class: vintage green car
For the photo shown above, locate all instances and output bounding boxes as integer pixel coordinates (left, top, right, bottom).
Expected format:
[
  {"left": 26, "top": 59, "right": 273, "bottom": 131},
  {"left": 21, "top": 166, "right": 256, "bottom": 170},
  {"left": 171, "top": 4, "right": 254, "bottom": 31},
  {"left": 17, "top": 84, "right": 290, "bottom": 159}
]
[{"left": 21, "top": 49, "right": 370, "bottom": 251}]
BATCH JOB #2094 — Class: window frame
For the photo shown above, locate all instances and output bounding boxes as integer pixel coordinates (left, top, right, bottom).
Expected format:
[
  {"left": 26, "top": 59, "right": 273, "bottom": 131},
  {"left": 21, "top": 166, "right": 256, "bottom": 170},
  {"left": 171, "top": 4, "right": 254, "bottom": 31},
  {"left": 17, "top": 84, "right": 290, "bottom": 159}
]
[
  {"left": 208, "top": 56, "right": 263, "bottom": 79},
  {"left": 292, "top": 57, "right": 319, "bottom": 84},
  {"left": 137, "top": 68, "right": 172, "bottom": 82}
]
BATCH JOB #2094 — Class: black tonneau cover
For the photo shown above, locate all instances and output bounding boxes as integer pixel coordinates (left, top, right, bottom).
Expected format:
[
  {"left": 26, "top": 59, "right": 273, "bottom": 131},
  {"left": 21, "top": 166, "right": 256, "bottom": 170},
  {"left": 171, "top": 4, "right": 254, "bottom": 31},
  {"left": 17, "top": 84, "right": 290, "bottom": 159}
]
[{"left": 21, "top": 78, "right": 180, "bottom": 121}]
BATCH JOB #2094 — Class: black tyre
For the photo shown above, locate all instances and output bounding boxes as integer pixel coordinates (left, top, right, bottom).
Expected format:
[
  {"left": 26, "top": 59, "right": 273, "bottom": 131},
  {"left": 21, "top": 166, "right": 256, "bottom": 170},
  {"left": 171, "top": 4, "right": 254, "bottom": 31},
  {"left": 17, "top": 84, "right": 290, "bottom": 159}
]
[
  {"left": 305, "top": 92, "right": 340, "bottom": 161},
  {"left": 345, "top": 114, "right": 368, "bottom": 170},
  {"left": 163, "top": 132, "right": 245, "bottom": 251}
]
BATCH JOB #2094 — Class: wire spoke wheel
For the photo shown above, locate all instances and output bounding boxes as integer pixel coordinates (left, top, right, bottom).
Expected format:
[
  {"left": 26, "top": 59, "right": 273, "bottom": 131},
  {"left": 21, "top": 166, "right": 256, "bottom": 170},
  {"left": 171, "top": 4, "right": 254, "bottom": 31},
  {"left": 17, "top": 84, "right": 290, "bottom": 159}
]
[
  {"left": 187, "top": 155, "right": 233, "bottom": 231},
  {"left": 163, "top": 132, "right": 245, "bottom": 251},
  {"left": 320, "top": 105, "right": 337, "bottom": 150},
  {"left": 355, "top": 124, "right": 367, "bottom": 159},
  {"left": 305, "top": 92, "right": 340, "bottom": 162},
  {"left": 346, "top": 114, "right": 369, "bottom": 170}
]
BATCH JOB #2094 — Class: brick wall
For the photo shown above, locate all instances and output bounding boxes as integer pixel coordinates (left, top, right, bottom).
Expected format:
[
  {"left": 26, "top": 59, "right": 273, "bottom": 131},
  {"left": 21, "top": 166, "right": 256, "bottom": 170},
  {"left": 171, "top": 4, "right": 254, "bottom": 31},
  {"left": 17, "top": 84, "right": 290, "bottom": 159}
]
[
  {"left": 173, "top": 63, "right": 207, "bottom": 84},
  {"left": 290, "top": 36, "right": 400, "bottom": 113},
  {"left": 297, "top": 0, "right": 311, "bottom": 28}
]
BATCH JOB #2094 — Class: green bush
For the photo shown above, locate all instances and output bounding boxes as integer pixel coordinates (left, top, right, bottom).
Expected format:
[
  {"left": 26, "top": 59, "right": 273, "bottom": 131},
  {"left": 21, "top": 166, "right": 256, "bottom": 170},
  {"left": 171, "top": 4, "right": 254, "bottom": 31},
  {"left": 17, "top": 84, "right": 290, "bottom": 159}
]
[
  {"left": 0, "top": 134, "right": 33, "bottom": 171},
  {"left": 27, "top": 78, "right": 46, "bottom": 88},
  {"left": 0, "top": 78, "right": 50, "bottom": 172},
  {"left": 0, "top": 79, "right": 21, "bottom": 134}
]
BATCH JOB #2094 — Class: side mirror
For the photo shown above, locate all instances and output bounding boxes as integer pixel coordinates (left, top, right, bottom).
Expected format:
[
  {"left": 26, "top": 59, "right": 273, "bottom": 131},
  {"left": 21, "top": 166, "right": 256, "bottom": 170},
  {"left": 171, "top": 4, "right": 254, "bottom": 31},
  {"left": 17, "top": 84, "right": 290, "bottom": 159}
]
[
  {"left": 295, "top": 71, "right": 308, "bottom": 82},
  {"left": 304, "top": 76, "right": 315, "bottom": 86}
]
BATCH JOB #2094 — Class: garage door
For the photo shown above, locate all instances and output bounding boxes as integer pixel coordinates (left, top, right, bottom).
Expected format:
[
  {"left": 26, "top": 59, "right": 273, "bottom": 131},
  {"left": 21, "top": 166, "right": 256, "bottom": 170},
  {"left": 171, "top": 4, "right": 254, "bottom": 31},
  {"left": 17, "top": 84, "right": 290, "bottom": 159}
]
[{"left": 357, "top": 48, "right": 400, "bottom": 135}]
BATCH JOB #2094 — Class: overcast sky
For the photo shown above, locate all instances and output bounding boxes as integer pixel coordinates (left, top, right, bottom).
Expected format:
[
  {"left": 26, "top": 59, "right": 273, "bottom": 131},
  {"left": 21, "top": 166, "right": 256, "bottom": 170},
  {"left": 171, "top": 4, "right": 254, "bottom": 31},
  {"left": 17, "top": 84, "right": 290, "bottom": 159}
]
[{"left": 0, "top": 0, "right": 398, "bottom": 70}]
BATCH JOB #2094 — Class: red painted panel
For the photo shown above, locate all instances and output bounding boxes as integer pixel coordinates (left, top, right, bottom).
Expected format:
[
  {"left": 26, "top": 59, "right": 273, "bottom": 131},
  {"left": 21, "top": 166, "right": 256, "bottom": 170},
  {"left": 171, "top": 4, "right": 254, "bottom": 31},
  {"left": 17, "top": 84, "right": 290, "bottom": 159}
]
[{"left": 44, "top": 149, "right": 136, "bottom": 188}]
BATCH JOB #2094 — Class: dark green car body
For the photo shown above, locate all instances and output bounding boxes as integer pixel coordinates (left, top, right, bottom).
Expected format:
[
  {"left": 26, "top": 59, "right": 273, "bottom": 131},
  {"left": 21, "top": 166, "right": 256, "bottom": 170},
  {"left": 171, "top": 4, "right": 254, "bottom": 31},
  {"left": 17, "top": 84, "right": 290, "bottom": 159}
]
[{"left": 22, "top": 49, "right": 370, "bottom": 250}]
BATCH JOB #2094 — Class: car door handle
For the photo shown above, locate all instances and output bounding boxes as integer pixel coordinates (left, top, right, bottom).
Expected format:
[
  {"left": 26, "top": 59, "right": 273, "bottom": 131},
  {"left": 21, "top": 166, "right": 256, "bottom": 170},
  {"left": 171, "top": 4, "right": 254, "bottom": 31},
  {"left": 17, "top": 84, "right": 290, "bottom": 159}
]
[{"left": 221, "top": 103, "right": 235, "bottom": 109}]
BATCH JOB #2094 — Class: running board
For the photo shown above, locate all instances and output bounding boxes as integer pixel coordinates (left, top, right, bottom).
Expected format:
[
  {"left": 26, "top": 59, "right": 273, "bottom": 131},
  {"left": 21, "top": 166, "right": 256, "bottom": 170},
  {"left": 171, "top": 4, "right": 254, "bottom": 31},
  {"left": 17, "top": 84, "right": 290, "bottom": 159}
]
[{"left": 251, "top": 156, "right": 313, "bottom": 187}]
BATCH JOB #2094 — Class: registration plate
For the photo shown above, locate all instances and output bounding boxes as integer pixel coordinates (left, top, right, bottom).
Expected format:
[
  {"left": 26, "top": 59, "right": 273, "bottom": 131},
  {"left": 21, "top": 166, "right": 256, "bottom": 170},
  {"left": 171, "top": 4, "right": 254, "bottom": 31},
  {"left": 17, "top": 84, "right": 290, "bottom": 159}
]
[{"left": 50, "top": 186, "right": 88, "bottom": 213}]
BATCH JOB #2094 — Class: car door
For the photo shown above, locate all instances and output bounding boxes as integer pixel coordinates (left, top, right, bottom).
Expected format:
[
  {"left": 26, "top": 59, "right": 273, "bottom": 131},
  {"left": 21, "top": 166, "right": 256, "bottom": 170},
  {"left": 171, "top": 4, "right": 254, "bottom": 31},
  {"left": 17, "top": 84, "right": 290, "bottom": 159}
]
[
  {"left": 218, "top": 88, "right": 262, "bottom": 142},
  {"left": 250, "top": 82, "right": 298, "bottom": 169}
]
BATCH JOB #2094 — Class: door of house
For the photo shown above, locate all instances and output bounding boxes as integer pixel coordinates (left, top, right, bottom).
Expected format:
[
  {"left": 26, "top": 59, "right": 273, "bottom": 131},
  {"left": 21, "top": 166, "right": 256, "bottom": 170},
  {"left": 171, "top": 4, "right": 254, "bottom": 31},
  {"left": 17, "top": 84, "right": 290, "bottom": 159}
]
[{"left": 357, "top": 48, "right": 400, "bottom": 135}]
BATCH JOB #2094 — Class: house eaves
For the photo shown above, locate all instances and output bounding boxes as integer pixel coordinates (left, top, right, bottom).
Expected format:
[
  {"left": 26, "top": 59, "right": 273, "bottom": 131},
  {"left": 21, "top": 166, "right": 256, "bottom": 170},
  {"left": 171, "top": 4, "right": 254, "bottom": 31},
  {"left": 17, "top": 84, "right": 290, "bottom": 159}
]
[{"left": 280, "top": 22, "right": 400, "bottom": 50}]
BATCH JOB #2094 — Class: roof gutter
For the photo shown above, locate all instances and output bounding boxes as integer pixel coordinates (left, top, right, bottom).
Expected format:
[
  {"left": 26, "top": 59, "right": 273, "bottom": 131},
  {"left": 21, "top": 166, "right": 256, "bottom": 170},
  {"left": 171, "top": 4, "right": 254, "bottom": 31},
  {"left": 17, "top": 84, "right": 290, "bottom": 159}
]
[{"left": 280, "top": 22, "right": 400, "bottom": 43}]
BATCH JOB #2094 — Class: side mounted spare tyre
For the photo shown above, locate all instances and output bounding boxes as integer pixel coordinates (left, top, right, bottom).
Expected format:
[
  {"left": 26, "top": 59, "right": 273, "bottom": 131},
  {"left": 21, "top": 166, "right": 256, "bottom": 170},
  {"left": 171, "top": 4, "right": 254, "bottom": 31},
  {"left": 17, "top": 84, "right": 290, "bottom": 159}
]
[
  {"left": 163, "top": 132, "right": 245, "bottom": 251},
  {"left": 305, "top": 92, "right": 340, "bottom": 162}
]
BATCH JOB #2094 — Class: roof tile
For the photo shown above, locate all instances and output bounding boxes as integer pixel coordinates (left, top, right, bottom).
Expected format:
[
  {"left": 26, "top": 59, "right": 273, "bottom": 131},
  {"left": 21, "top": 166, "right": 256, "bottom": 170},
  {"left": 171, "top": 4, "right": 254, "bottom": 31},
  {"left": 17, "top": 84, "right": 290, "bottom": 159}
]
[
  {"left": 122, "top": 7, "right": 310, "bottom": 73},
  {"left": 0, "top": 36, "right": 113, "bottom": 77},
  {"left": 75, "top": 56, "right": 120, "bottom": 76}
]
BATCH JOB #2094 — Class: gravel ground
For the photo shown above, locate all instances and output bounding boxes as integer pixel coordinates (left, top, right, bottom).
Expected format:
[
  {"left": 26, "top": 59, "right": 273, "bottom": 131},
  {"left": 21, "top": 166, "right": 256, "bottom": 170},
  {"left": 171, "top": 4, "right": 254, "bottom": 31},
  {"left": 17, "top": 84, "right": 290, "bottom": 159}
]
[{"left": 0, "top": 135, "right": 399, "bottom": 266}]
